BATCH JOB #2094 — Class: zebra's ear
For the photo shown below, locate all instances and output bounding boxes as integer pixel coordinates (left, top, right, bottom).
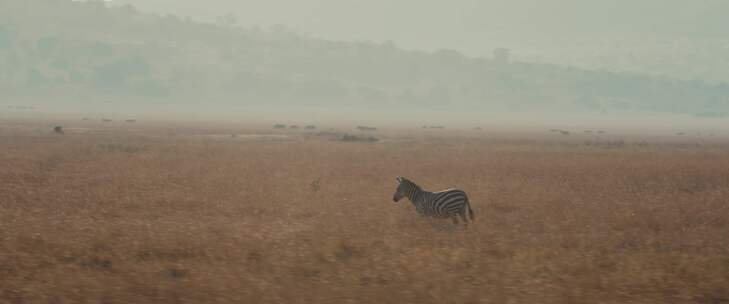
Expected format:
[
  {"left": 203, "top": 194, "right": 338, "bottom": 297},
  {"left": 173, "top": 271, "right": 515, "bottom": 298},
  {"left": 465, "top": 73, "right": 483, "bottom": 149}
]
[{"left": 396, "top": 176, "right": 403, "bottom": 184}]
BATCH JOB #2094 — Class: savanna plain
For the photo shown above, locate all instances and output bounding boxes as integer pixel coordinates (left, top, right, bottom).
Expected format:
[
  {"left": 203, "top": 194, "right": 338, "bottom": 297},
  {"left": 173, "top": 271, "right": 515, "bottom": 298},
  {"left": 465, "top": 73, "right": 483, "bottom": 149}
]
[{"left": 1, "top": 117, "right": 728, "bottom": 304}]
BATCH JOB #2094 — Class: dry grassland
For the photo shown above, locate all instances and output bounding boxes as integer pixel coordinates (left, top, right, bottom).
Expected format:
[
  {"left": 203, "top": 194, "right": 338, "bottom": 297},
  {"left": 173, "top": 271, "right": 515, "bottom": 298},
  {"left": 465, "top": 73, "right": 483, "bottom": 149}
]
[{"left": 1, "top": 120, "right": 728, "bottom": 303}]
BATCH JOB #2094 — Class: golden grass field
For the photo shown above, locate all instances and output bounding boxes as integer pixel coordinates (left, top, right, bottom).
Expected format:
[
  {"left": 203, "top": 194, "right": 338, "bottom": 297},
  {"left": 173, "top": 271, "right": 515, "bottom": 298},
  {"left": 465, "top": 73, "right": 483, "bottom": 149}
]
[{"left": 1, "top": 118, "right": 728, "bottom": 303}]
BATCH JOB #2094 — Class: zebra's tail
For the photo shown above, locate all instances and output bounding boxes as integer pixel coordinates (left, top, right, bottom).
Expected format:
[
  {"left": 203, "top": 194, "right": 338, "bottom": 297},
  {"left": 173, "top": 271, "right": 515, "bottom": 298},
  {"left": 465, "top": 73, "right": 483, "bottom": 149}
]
[{"left": 467, "top": 197, "right": 475, "bottom": 221}]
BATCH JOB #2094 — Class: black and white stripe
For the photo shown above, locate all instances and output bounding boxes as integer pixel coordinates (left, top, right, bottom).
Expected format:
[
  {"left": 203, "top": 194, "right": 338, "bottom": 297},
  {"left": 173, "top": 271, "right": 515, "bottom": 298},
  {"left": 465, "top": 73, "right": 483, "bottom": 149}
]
[{"left": 392, "top": 176, "right": 475, "bottom": 224}]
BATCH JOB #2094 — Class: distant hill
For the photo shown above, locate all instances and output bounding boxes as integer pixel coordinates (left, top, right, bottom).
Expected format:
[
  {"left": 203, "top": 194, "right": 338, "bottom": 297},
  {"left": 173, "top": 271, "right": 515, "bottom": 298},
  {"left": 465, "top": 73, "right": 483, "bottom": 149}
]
[
  {"left": 115, "top": 0, "right": 729, "bottom": 83},
  {"left": 1, "top": 0, "right": 728, "bottom": 116}
]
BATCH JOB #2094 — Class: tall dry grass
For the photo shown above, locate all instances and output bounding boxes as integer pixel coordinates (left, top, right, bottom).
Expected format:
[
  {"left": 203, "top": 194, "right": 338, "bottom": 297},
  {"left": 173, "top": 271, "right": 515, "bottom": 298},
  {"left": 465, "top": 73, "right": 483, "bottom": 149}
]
[{"left": 1, "top": 123, "right": 728, "bottom": 303}]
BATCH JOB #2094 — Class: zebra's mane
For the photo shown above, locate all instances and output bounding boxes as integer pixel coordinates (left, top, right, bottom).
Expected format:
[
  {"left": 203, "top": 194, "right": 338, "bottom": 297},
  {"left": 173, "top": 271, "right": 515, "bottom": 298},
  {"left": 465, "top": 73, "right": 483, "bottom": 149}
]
[{"left": 399, "top": 177, "right": 422, "bottom": 191}]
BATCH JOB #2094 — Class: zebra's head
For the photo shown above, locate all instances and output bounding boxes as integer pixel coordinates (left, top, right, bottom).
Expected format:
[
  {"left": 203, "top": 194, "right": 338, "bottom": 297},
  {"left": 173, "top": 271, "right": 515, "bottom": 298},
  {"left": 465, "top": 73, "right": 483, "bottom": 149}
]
[{"left": 393, "top": 176, "right": 419, "bottom": 202}]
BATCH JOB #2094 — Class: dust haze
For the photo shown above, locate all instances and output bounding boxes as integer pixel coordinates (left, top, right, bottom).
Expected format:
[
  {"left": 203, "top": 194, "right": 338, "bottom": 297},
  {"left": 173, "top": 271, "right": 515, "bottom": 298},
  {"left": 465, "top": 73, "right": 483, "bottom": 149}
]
[
  {"left": 3, "top": 2, "right": 729, "bottom": 303},
  {"left": 2, "top": 0, "right": 729, "bottom": 131}
]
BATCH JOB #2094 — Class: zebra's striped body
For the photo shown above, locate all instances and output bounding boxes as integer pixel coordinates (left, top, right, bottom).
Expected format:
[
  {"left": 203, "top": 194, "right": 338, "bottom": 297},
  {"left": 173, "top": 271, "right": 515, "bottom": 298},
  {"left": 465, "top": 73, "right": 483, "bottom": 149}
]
[{"left": 393, "top": 177, "right": 475, "bottom": 224}]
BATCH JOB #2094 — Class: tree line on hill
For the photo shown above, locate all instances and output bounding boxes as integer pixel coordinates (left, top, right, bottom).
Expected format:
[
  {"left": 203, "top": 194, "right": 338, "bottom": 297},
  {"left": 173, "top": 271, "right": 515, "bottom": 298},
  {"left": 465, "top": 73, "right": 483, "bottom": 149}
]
[{"left": 1, "top": 0, "right": 727, "bottom": 117}]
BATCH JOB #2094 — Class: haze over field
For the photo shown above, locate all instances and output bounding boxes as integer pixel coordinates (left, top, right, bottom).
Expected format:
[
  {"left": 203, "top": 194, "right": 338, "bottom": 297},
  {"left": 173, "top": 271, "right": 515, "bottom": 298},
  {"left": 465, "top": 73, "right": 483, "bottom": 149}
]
[
  {"left": 114, "top": 0, "right": 729, "bottom": 82},
  {"left": 4, "top": 2, "right": 729, "bottom": 303},
  {"left": 1, "top": 0, "right": 728, "bottom": 127}
]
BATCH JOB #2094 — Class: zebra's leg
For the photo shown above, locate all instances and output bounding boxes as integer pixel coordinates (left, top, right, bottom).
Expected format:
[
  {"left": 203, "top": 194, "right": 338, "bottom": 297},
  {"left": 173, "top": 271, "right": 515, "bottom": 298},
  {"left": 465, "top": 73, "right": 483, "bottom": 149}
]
[{"left": 459, "top": 211, "right": 468, "bottom": 223}]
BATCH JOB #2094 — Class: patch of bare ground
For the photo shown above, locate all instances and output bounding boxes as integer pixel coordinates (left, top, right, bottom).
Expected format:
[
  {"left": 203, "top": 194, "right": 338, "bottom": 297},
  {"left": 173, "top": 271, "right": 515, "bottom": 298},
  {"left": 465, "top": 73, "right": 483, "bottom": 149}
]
[{"left": 1, "top": 121, "right": 728, "bottom": 303}]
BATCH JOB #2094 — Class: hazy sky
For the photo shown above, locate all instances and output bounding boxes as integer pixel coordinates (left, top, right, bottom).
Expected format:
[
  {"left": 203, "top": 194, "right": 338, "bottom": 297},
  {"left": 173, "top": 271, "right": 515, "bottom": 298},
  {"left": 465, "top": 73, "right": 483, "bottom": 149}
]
[{"left": 113, "top": 0, "right": 728, "bottom": 56}]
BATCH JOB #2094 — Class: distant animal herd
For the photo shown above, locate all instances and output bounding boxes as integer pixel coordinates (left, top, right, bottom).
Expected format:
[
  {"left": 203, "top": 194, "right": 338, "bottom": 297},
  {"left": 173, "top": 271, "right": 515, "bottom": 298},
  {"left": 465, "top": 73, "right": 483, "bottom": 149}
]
[
  {"left": 16, "top": 111, "right": 715, "bottom": 147},
  {"left": 48, "top": 117, "right": 139, "bottom": 135}
]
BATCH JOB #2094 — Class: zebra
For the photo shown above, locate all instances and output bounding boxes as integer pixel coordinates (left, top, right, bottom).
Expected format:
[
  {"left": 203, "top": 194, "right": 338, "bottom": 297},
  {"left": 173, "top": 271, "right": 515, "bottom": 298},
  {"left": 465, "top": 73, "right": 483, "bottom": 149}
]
[{"left": 392, "top": 176, "right": 474, "bottom": 224}]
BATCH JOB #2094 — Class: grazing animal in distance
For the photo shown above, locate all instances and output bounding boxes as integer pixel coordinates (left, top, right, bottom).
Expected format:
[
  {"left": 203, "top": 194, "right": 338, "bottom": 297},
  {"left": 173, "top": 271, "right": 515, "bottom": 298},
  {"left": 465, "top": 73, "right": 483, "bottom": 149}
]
[
  {"left": 356, "top": 126, "right": 377, "bottom": 132},
  {"left": 53, "top": 126, "right": 64, "bottom": 134},
  {"left": 311, "top": 177, "right": 321, "bottom": 192},
  {"left": 393, "top": 177, "right": 474, "bottom": 225}
]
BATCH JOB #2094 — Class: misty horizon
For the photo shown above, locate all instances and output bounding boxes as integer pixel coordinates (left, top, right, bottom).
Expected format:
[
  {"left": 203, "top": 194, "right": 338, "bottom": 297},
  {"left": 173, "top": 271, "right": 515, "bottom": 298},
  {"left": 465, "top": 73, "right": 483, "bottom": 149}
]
[
  {"left": 3, "top": 2, "right": 729, "bottom": 302},
  {"left": 110, "top": 0, "right": 729, "bottom": 82},
  {"left": 1, "top": 0, "right": 728, "bottom": 130}
]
